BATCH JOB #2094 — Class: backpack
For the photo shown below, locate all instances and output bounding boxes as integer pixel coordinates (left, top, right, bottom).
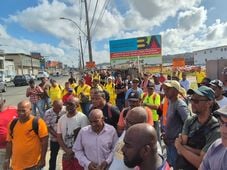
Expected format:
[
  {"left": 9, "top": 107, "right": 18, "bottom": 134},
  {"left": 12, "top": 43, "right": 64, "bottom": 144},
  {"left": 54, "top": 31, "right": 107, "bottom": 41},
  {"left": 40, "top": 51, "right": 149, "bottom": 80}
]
[
  {"left": 10, "top": 117, "right": 39, "bottom": 138},
  {"left": 175, "top": 116, "right": 219, "bottom": 170}
]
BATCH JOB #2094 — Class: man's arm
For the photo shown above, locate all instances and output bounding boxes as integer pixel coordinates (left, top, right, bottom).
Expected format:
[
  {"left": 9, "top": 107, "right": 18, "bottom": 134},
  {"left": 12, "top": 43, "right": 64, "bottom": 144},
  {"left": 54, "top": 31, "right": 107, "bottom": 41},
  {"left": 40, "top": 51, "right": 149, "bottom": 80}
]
[
  {"left": 105, "top": 130, "right": 118, "bottom": 165},
  {"left": 73, "top": 130, "right": 91, "bottom": 169},
  {"left": 37, "top": 136, "right": 48, "bottom": 168},
  {"left": 3, "top": 141, "right": 12, "bottom": 170},
  {"left": 26, "top": 88, "right": 30, "bottom": 97},
  {"left": 57, "top": 133, "right": 73, "bottom": 155},
  {"left": 175, "top": 141, "right": 205, "bottom": 168}
]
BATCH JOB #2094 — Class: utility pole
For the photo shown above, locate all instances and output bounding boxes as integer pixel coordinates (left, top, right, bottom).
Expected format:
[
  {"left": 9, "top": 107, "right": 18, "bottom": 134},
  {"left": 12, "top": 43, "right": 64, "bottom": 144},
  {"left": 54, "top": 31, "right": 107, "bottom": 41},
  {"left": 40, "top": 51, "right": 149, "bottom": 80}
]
[
  {"left": 79, "top": 35, "right": 85, "bottom": 69},
  {"left": 84, "top": 0, "right": 93, "bottom": 62}
]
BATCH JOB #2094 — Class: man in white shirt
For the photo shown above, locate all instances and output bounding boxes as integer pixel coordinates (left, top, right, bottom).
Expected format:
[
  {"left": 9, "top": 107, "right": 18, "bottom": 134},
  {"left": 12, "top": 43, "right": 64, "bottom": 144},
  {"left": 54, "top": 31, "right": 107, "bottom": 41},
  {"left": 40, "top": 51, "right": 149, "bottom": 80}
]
[
  {"left": 57, "top": 97, "right": 89, "bottom": 170},
  {"left": 209, "top": 79, "right": 227, "bottom": 108}
]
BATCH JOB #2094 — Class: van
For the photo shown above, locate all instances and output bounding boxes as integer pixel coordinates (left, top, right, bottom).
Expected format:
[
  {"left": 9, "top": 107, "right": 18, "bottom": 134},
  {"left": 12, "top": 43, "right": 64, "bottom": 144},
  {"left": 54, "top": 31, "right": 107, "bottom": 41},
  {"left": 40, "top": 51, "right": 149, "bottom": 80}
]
[{"left": 37, "top": 71, "right": 49, "bottom": 80}]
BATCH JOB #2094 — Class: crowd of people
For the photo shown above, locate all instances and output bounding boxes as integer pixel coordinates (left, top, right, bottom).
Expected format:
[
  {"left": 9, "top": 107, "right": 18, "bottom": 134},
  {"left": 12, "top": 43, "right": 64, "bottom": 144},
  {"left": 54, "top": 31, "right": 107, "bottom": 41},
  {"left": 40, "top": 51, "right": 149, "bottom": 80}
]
[{"left": 0, "top": 68, "right": 227, "bottom": 170}]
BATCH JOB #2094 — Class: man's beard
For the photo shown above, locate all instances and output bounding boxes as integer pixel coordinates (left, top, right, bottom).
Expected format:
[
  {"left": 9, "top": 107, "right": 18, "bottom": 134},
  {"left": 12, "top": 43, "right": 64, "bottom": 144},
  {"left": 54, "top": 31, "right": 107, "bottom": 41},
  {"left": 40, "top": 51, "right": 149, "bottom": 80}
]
[{"left": 124, "top": 153, "right": 143, "bottom": 168}]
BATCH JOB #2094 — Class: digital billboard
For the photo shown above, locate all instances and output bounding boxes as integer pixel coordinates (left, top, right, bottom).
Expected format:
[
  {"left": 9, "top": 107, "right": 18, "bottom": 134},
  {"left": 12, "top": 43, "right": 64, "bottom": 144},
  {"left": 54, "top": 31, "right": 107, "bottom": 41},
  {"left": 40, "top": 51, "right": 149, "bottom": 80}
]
[{"left": 109, "top": 35, "right": 162, "bottom": 68}]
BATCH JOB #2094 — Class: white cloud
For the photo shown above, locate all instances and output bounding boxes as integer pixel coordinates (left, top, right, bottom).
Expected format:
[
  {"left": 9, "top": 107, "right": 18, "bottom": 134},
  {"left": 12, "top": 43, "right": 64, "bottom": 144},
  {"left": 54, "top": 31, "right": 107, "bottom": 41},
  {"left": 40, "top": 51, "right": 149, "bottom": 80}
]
[
  {"left": 124, "top": 0, "right": 202, "bottom": 30},
  {"left": 1, "top": 0, "right": 227, "bottom": 67},
  {"left": 178, "top": 7, "right": 207, "bottom": 32}
]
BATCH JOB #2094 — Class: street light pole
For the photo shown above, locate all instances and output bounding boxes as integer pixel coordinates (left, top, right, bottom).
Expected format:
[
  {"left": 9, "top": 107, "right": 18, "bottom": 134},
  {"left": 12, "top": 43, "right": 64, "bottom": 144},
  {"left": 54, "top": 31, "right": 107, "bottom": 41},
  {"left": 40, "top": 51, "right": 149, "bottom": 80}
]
[
  {"left": 79, "top": 36, "right": 85, "bottom": 69},
  {"left": 84, "top": 0, "right": 93, "bottom": 62}
]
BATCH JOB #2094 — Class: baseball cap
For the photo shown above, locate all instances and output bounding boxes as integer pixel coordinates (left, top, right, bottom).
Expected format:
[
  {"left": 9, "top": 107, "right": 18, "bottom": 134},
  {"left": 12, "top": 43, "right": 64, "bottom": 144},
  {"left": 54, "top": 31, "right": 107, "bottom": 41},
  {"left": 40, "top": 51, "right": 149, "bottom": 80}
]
[
  {"left": 209, "top": 79, "right": 223, "bottom": 88},
  {"left": 163, "top": 80, "right": 183, "bottom": 93},
  {"left": 187, "top": 86, "right": 215, "bottom": 100},
  {"left": 68, "top": 88, "right": 73, "bottom": 92},
  {"left": 128, "top": 91, "right": 140, "bottom": 101},
  {"left": 132, "top": 78, "right": 139, "bottom": 83},
  {"left": 214, "top": 105, "right": 227, "bottom": 117},
  {"left": 147, "top": 82, "right": 155, "bottom": 89},
  {"left": 153, "top": 73, "right": 160, "bottom": 78}
]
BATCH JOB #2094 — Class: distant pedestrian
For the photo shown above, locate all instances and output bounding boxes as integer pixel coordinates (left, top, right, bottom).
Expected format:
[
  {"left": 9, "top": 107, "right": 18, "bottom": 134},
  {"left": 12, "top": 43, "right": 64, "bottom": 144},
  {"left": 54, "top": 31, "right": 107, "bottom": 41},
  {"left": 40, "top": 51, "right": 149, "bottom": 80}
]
[
  {"left": 180, "top": 72, "right": 190, "bottom": 91},
  {"left": 26, "top": 79, "right": 45, "bottom": 117}
]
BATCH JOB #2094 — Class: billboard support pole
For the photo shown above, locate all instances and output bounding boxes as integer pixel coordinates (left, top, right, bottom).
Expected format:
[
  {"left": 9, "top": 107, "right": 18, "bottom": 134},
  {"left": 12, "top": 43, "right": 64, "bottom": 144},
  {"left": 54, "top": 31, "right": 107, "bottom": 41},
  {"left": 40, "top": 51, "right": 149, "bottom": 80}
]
[{"left": 138, "top": 56, "right": 140, "bottom": 74}]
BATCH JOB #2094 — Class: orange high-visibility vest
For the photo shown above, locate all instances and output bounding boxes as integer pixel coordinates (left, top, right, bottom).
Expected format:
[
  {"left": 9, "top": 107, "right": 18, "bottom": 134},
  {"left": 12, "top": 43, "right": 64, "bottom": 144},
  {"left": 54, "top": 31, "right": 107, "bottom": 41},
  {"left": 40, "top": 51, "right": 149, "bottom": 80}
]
[{"left": 161, "top": 97, "right": 168, "bottom": 126}]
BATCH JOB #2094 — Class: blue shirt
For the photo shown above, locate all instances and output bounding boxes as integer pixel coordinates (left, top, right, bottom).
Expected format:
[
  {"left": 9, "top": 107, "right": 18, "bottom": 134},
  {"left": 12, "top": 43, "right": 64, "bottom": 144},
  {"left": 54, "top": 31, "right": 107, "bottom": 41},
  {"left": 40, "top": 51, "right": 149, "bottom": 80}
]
[{"left": 200, "top": 138, "right": 227, "bottom": 170}]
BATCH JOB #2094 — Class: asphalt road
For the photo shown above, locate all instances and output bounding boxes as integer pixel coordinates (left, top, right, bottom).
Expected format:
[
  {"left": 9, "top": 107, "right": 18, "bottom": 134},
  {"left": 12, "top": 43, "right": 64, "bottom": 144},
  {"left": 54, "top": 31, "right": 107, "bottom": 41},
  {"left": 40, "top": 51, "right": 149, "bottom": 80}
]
[{"left": 3, "top": 76, "right": 71, "bottom": 106}]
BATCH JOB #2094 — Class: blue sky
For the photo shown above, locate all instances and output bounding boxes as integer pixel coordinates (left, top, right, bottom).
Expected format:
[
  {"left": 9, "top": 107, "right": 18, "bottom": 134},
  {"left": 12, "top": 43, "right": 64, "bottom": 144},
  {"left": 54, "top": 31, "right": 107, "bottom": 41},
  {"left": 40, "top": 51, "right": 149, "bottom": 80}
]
[{"left": 0, "top": 0, "right": 227, "bottom": 67}]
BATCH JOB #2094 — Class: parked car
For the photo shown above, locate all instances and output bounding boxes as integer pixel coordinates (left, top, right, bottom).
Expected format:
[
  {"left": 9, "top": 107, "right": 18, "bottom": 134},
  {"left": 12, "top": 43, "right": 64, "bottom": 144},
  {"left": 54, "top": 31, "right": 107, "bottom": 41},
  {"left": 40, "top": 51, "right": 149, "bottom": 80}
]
[
  {"left": 13, "top": 75, "right": 31, "bottom": 86},
  {"left": 37, "top": 71, "right": 49, "bottom": 80},
  {"left": 0, "top": 81, "right": 6, "bottom": 92}
]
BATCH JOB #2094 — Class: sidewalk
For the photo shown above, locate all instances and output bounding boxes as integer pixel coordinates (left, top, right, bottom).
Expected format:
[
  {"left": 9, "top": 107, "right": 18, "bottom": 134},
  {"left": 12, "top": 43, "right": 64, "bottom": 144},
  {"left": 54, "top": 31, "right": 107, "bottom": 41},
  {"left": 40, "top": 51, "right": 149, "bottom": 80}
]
[{"left": 44, "top": 148, "right": 63, "bottom": 170}]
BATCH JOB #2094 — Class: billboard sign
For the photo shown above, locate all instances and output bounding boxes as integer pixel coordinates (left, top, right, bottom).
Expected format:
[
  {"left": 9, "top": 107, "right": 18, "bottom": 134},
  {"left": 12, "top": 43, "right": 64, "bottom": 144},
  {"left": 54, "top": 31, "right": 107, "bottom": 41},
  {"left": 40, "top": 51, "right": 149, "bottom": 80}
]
[
  {"left": 173, "top": 57, "right": 185, "bottom": 68},
  {"left": 109, "top": 35, "right": 162, "bottom": 68}
]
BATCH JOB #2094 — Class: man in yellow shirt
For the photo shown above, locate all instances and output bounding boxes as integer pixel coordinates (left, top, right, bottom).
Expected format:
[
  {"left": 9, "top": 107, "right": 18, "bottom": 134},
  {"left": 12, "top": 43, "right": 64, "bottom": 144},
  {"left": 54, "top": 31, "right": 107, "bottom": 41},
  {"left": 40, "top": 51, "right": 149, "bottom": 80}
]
[
  {"left": 48, "top": 79, "right": 63, "bottom": 104},
  {"left": 76, "top": 78, "right": 91, "bottom": 116},
  {"left": 142, "top": 83, "right": 161, "bottom": 143},
  {"left": 3, "top": 100, "right": 48, "bottom": 170},
  {"left": 195, "top": 66, "right": 206, "bottom": 87},
  {"left": 104, "top": 77, "right": 116, "bottom": 105}
]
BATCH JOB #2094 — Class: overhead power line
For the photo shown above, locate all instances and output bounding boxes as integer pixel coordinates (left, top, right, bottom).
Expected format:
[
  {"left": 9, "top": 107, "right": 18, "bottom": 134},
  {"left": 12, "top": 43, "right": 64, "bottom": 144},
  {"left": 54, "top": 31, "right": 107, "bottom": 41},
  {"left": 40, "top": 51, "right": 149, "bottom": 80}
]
[
  {"left": 91, "top": 0, "right": 111, "bottom": 37},
  {"left": 90, "top": 0, "right": 99, "bottom": 30}
]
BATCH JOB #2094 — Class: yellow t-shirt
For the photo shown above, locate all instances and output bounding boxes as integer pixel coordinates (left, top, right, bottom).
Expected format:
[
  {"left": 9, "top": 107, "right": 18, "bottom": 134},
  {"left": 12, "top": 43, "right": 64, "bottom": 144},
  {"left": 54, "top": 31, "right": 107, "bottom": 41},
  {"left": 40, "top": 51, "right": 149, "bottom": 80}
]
[
  {"left": 62, "top": 88, "right": 76, "bottom": 97},
  {"left": 48, "top": 85, "right": 63, "bottom": 103},
  {"left": 142, "top": 93, "right": 161, "bottom": 121},
  {"left": 195, "top": 71, "right": 206, "bottom": 83},
  {"left": 76, "top": 84, "right": 91, "bottom": 99},
  {"left": 7, "top": 116, "right": 48, "bottom": 170},
  {"left": 104, "top": 83, "right": 116, "bottom": 105}
]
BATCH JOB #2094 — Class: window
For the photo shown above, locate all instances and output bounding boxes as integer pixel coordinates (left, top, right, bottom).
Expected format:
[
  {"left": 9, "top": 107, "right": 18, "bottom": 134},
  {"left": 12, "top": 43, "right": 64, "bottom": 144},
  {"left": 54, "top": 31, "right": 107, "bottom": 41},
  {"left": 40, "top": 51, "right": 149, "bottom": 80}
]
[
  {"left": 204, "top": 51, "right": 206, "bottom": 54},
  {"left": 221, "top": 48, "right": 223, "bottom": 52},
  {"left": 210, "top": 50, "right": 212, "bottom": 53}
]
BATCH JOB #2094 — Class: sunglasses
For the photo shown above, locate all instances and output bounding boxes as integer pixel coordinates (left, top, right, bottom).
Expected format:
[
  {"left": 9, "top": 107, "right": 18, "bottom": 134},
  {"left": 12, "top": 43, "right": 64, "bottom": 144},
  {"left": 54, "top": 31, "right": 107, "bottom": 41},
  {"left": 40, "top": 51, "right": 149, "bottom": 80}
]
[
  {"left": 65, "top": 102, "right": 75, "bottom": 106},
  {"left": 219, "top": 117, "right": 227, "bottom": 127},
  {"left": 189, "top": 97, "right": 209, "bottom": 104}
]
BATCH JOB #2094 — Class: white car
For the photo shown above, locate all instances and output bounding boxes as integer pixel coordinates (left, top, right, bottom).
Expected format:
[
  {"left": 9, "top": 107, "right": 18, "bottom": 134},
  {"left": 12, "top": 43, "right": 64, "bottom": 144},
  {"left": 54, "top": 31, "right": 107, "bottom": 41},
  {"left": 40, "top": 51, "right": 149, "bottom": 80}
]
[{"left": 37, "top": 71, "right": 49, "bottom": 80}]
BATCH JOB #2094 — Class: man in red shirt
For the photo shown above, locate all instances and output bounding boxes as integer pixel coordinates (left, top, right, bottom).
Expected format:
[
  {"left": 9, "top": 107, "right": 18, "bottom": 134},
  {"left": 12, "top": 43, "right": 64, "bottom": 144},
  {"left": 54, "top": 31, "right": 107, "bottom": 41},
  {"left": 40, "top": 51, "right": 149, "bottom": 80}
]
[{"left": 0, "top": 97, "right": 17, "bottom": 168}]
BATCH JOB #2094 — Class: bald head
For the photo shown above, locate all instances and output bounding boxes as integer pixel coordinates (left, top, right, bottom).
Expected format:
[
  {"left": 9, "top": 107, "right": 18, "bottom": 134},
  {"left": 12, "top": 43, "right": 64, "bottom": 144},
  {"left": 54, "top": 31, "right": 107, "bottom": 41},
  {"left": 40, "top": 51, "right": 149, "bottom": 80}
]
[
  {"left": 122, "top": 123, "right": 158, "bottom": 168},
  {"left": 18, "top": 100, "right": 31, "bottom": 109},
  {"left": 53, "top": 100, "right": 63, "bottom": 106},
  {"left": 89, "top": 109, "right": 103, "bottom": 120},
  {"left": 89, "top": 109, "right": 105, "bottom": 133},
  {"left": 127, "top": 107, "right": 147, "bottom": 123},
  {"left": 53, "top": 100, "right": 63, "bottom": 113},
  {"left": 126, "top": 123, "right": 157, "bottom": 148},
  {"left": 17, "top": 100, "right": 32, "bottom": 121},
  {"left": 125, "top": 106, "right": 148, "bottom": 130}
]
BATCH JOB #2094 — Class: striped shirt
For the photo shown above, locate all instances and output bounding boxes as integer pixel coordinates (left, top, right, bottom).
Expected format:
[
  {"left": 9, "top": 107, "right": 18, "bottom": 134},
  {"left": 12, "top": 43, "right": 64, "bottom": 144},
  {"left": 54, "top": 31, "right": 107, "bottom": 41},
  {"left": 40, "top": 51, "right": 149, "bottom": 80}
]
[{"left": 26, "top": 86, "right": 43, "bottom": 104}]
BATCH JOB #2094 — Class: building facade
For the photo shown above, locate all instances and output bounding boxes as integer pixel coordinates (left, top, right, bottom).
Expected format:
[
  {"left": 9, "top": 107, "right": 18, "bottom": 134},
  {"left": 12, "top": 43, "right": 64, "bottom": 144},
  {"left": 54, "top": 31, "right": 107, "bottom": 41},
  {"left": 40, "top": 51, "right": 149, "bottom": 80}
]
[
  {"left": 193, "top": 45, "right": 227, "bottom": 65},
  {"left": 5, "top": 53, "right": 40, "bottom": 75}
]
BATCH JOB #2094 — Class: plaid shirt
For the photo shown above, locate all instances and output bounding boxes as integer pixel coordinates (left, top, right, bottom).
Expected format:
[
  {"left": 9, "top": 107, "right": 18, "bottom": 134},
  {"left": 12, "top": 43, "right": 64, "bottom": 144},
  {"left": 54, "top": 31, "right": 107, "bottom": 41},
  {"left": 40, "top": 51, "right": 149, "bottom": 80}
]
[
  {"left": 26, "top": 86, "right": 43, "bottom": 104},
  {"left": 44, "top": 107, "right": 66, "bottom": 141}
]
